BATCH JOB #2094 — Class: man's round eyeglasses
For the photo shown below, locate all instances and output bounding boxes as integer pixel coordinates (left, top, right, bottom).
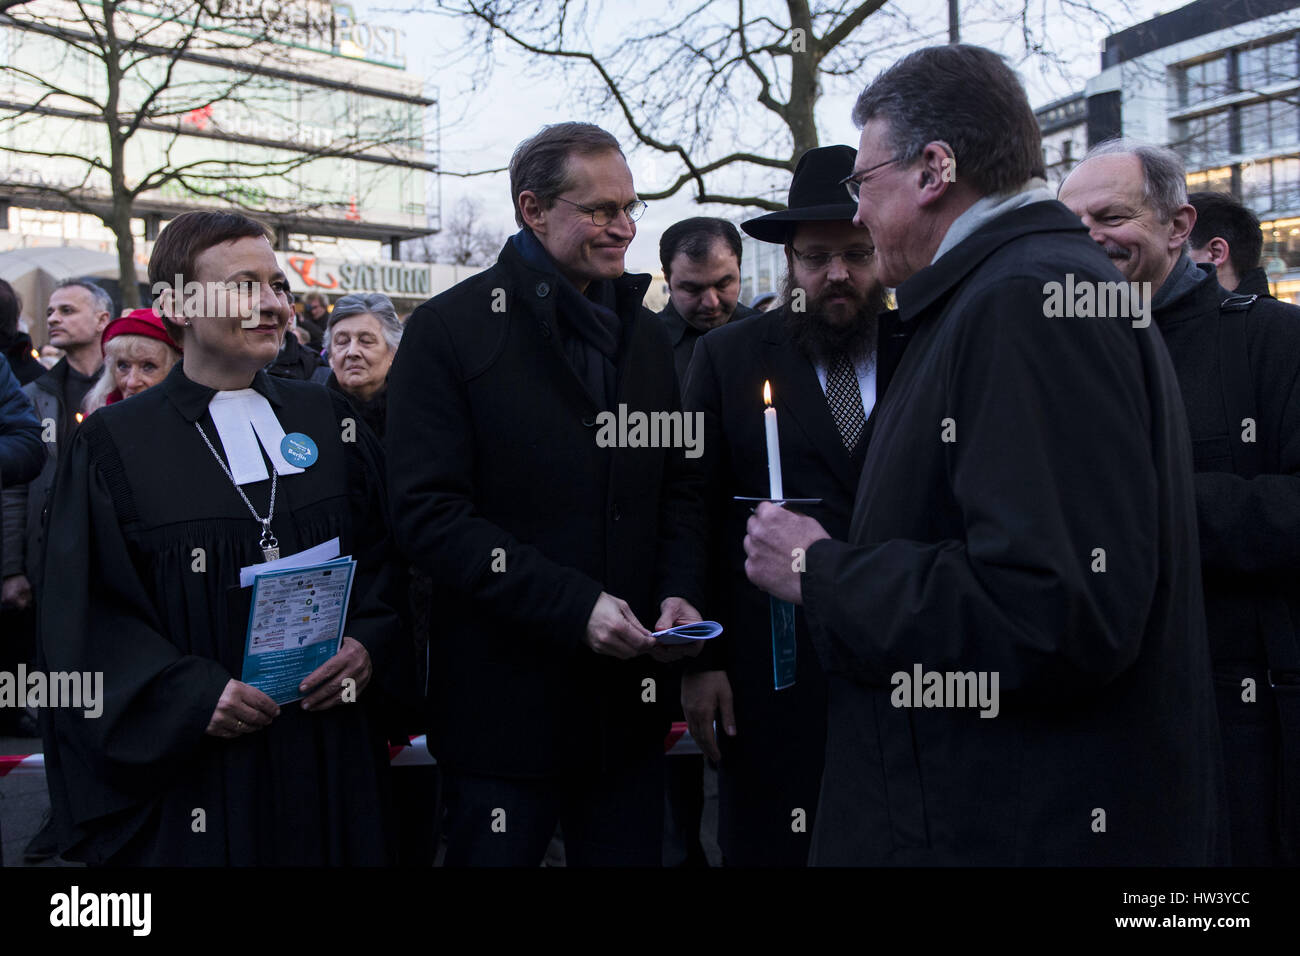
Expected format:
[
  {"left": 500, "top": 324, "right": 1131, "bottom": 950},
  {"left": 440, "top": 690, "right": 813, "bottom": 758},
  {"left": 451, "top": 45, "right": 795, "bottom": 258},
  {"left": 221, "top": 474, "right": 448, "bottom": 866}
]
[
  {"left": 838, "top": 157, "right": 902, "bottom": 202},
  {"left": 790, "top": 248, "right": 875, "bottom": 270},
  {"left": 554, "top": 196, "right": 647, "bottom": 226}
]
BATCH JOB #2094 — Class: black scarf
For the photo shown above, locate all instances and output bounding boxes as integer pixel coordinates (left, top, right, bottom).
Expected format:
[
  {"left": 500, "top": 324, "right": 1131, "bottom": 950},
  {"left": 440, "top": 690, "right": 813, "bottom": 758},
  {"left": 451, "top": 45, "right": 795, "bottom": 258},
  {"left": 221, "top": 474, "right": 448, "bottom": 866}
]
[{"left": 511, "top": 229, "right": 623, "bottom": 408}]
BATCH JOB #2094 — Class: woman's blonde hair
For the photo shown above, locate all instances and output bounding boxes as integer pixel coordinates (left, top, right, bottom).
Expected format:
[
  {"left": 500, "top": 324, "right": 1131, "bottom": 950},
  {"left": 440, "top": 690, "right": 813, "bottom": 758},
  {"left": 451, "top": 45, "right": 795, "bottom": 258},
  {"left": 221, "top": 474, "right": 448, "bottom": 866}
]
[{"left": 83, "top": 334, "right": 181, "bottom": 415}]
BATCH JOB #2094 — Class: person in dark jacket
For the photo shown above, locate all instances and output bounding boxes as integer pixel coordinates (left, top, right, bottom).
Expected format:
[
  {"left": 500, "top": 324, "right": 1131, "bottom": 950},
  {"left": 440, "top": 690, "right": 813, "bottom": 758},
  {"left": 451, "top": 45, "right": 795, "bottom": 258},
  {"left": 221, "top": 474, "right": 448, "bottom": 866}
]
[
  {"left": 2, "top": 279, "right": 108, "bottom": 614},
  {"left": 683, "top": 145, "right": 887, "bottom": 866},
  {"left": 387, "top": 122, "right": 707, "bottom": 867},
  {"left": 745, "top": 44, "right": 1222, "bottom": 866},
  {"left": 654, "top": 216, "right": 753, "bottom": 865},
  {"left": 657, "top": 217, "right": 756, "bottom": 384},
  {"left": 0, "top": 353, "right": 42, "bottom": 736},
  {"left": 0, "top": 356, "right": 43, "bottom": 490},
  {"left": 322, "top": 292, "right": 400, "bottom": 440},
  {"left": 1062, "top": 141, "right": 1300, "bottom": 865},
  {"left": 1188, "top": 190, "right": 1273, "bottom": 298},
  {"left": 0, "top": 280, "right": 46, "bottom": 385},
  {"left": 265, "top": 316, "right": 322, "bottom": 381}
]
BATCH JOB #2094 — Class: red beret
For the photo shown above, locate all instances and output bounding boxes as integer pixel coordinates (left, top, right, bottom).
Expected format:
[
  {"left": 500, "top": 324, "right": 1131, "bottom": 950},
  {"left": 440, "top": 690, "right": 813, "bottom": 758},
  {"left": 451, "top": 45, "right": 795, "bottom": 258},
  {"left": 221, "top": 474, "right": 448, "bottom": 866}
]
[{"left": 102, "top": 308, "right": 182, "bottom": 354}]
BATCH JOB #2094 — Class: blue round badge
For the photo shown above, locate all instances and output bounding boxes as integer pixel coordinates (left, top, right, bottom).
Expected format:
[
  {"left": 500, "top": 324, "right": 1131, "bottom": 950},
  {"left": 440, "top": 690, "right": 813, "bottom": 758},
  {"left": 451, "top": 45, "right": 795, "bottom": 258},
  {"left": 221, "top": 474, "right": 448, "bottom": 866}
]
[{"left": 281, "top": 432, "right": 319, "bottom": 468}]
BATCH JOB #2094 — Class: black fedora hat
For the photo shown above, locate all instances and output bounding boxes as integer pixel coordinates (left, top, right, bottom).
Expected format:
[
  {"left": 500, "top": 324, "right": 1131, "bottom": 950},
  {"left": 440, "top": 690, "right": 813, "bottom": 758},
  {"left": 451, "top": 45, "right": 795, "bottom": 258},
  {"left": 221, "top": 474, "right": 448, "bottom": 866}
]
[{"left": 742, "top": 145, "right": 859, "bottom": 243}]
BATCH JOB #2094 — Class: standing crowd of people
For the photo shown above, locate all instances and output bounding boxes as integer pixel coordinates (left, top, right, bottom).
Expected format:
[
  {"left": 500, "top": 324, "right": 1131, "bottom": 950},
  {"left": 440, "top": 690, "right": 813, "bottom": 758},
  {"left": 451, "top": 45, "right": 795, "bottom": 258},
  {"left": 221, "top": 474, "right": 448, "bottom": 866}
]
[{"left": 0, "top": 42, "right": 1296, "bottom": 868}]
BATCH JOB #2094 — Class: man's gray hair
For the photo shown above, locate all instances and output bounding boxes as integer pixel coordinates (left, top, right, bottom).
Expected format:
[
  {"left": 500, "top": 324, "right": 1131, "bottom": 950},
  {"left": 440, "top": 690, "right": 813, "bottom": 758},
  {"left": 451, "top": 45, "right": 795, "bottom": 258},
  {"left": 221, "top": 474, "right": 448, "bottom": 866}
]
[
  {"left": 53, "top": 278, "right": 113, "bottom": 317},
  {"left": 326, "top": 292, "right": 402, "bottom": 352},
  {"left": 851, "top": 44, "right": 1045, "bottom": 196},
  {"left": 1080, "top": 139, "right": 1188, "bottom": 223}
]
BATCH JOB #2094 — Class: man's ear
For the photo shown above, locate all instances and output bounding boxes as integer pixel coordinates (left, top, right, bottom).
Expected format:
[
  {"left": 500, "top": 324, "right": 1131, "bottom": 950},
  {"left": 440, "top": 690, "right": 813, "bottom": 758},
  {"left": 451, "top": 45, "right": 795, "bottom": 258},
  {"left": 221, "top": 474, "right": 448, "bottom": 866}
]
[
  {"left": 518, "top": 191, "right": 547, "bottom": 234},
  {"left": 916, "top": 141, "right": 954, "bottom": 207},
  {"left": 1206, "top": 236, "right": 1231, "bottom": 268},
  {"left": 1168, "top": 202, "right": 1197, "bottom": 251}
]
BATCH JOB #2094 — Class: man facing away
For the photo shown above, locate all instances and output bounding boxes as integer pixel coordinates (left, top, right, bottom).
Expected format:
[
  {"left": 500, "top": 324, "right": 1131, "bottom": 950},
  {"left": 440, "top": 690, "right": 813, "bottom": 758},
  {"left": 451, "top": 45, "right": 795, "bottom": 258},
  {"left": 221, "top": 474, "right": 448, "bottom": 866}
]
[
  {"left": 1187, "top": 190, "right": 1273, "bottom": 297},
  {"left": 744, "top": 45, "right": 1222, "bottom": 865}
]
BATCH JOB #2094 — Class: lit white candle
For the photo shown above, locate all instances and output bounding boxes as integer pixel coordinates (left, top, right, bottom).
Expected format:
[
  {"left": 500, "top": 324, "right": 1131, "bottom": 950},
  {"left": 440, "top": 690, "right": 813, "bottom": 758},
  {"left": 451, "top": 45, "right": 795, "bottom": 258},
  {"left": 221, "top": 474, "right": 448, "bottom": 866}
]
[{"left": 763, "top": 380, "right": 783, "bottom": 500}]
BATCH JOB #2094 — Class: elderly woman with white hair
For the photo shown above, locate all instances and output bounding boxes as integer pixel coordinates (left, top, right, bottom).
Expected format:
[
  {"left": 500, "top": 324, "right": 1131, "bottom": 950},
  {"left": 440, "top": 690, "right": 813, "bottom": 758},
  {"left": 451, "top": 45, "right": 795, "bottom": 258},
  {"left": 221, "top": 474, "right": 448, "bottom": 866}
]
[
  {"left": 322, "top": 293, "right": 402, "bottom": 440},
  {"left": 82, "top": 309, "right": 182, "bottom": 415}
]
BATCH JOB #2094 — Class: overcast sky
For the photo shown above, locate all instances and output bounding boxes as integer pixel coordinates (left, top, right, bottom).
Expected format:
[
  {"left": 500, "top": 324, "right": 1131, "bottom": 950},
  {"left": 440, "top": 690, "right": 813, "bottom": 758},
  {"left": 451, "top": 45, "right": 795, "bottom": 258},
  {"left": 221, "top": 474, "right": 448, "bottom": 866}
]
[{"left": 360, "top": 0, "right": 1172, "bottom": 273}]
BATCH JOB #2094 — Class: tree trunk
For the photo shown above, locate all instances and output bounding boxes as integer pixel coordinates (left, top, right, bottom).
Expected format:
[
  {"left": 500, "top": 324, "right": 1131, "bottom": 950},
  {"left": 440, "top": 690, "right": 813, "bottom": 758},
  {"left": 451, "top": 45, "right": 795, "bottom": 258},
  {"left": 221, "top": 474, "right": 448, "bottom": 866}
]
[{"left": 110, "top": 197, "right": 139, "bottom": 310}]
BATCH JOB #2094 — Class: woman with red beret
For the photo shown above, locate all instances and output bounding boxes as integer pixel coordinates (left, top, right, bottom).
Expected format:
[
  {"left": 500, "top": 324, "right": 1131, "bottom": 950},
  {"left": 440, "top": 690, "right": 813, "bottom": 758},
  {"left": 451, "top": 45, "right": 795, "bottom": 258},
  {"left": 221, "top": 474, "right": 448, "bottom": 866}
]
[{"left": 81, "top": 308, "right": 182, "bottom": 415}]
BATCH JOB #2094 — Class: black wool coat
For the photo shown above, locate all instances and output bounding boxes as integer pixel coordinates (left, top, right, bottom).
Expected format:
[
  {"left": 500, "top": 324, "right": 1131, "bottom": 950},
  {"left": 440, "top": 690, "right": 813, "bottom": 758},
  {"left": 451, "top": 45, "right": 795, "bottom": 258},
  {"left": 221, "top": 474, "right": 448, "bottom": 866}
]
[
  {"left": 1155, "top": 264, "right": 1300, "bottom": 864},
  {"left": 682, "top": 307, "right": 869, "bottom": 864},
  {"left": 386, "top": 238, "right": 706, "bottom": 778},
  {"left": 659, "top": 299, "right": 756, "bottom": 385},
  {"left": 801, "top": 201, "right": 1224, "bottom": 865}
]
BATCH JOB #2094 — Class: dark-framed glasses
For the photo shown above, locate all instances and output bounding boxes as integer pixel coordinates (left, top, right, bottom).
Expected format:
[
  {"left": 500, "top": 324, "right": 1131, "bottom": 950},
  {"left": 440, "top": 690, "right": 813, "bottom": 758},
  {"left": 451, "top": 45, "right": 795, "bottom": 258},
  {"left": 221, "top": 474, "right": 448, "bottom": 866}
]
[
  {"left": 790, "top": 248, "right": 875, "bottom": 270},
  {"left": 554, "top": 196, "right": 647, "bottom": 226}
]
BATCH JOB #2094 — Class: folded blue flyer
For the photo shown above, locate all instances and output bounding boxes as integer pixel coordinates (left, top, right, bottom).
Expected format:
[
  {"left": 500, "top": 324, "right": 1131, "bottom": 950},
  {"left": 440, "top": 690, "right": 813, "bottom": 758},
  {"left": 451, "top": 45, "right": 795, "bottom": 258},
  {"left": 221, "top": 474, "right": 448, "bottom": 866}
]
[
  {"left": 241, "top": 556, "right": 357, "bottom": 704},
  {"left": 652, "top": 620, "right": 724, "bottom": 645}
]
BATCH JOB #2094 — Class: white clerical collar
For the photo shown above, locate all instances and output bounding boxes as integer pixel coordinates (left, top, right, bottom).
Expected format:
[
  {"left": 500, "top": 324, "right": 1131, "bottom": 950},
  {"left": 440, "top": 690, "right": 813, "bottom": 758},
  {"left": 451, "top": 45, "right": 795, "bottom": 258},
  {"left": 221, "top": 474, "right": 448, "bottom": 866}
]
[{"left": 207, "top": 389, "right": 304, "bottom": 485}]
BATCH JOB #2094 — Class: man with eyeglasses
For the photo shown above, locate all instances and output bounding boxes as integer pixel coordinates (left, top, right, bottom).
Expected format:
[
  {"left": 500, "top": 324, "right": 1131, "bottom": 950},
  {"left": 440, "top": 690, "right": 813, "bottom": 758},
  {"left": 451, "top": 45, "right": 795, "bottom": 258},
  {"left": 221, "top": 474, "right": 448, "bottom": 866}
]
[
  {"left": 680, "top": 145, "right": 887, "bottom": 865},
  {"left": 387, "top": 121, "right": 708, "bottom": 866},
  {"left": 742, "top": 45, "right": 1222, "bottom": 865}
]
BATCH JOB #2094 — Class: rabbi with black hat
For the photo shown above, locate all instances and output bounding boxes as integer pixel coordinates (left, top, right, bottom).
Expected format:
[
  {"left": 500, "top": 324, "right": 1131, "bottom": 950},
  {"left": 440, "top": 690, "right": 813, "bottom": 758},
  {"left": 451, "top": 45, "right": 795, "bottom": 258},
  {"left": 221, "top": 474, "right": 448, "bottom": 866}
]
[{"left": 679, "top": 145, "right": 887, "bottom": 865}]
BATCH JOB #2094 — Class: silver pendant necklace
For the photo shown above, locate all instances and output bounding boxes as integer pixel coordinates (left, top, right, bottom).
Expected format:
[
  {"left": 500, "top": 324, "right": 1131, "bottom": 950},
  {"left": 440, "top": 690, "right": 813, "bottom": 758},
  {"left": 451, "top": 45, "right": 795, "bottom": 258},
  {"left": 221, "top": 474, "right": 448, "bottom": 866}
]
[{"left": 195, "top": 421, "right": 280, "bottom": 561}]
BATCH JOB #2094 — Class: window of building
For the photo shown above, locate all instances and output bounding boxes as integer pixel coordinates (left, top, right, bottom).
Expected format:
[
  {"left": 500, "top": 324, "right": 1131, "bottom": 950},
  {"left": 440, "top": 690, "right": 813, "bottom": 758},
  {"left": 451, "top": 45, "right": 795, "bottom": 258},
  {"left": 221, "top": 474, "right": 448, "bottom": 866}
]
[
  {"left": 1240, "top": 101, "right": 1272, "bottom": 153},
  {"left": 1276, "top": 156, "right": 1300, "bottom": 212},
  {"left": 1276, "top": 100, "right": 1300, "bottom": 148}
]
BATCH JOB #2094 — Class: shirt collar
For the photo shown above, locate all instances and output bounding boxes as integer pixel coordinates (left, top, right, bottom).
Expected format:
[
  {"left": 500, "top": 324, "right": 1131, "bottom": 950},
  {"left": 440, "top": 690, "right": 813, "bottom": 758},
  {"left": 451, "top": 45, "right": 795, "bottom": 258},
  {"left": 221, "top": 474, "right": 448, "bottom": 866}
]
[{"left": 161, "top": 361, "right": 286, "bottom": 422}]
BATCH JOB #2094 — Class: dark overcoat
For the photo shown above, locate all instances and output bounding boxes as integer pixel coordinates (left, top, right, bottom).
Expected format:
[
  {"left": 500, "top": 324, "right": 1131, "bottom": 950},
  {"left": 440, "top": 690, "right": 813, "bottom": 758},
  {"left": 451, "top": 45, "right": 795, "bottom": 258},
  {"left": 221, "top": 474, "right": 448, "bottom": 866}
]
[
  {"left": 386, "top": 238, "right": 706, "bottom": 778},
  {"left": 801, "top": 201, "right": 1224, "bottom": 865},
  {"left": 682, "top": 306, "right": 867, "bottom": 864}
]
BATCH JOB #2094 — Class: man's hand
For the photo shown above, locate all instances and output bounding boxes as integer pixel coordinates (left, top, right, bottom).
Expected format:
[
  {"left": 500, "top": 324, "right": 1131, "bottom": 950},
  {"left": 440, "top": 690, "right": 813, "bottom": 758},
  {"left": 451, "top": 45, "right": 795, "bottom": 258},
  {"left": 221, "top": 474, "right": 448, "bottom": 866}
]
[
  {"left": 300, "top": 636, "right": 372, "bottom": 710},
  {"left": 206, "top": 679, "right": 279, "bottom": 738},
  {"left": 1, "top": 574, "right": 32, "bottom": 610},
  {"left": 584, "top": 592, "right": 655, "bottom": 659},
  {"left": 650, "top": 596, "right": 705, "bottom": 663},
  {"left": 744, "top": 503, "right": 831, "bottom": 605},
  {"left": 681, "top": 670, "right": 736, "bottom": 763}
]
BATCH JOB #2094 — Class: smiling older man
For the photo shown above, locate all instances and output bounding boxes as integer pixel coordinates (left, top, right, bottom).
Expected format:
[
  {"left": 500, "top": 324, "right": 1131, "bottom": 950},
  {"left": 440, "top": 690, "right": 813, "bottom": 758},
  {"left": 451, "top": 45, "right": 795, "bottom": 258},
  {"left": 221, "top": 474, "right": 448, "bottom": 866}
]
[
  {"left": 742, "top": 45, "right": 1223, "bottom": 865},
  {"left": 1062, "top": 140, "right": 1300, "bottom": 865}
]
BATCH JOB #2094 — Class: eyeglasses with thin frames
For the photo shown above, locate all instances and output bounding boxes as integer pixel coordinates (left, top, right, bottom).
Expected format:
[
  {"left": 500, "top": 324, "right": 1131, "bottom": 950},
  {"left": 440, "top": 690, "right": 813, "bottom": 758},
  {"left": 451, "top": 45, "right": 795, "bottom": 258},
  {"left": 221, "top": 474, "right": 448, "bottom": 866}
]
[
  {"left": 554, "top": 196, "right": 647, "bottom": 227},
  {"left": 838, "top": 157, "right": 902, "bottom": 202},
  {"left": 789, "top": 248, "right": 875, "bottom": 270}
]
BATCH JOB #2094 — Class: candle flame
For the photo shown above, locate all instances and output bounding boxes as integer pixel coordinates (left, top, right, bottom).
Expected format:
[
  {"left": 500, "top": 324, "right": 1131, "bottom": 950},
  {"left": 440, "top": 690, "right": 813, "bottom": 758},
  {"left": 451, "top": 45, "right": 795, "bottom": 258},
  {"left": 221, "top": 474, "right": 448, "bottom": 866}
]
[
  {"left": 75, "top": 412, "right": 84, "bottom": 423},
  {"left": 31, "top": 349, "right": 40, "bottom": 359},
  {"left": 763, "top": 380, "right": 772, "bottom": 406}
]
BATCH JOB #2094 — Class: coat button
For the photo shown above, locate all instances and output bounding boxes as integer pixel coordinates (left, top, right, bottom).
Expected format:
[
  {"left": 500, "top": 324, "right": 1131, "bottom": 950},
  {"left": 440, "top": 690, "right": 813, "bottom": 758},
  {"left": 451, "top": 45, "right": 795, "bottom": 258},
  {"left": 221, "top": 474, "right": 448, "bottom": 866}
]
[
  {"left": 536, "top": 281, "right": 551, "bottom": 298},
  {"left": 582, "top": 414, "right": 597, "bottom": 427},
  {"left": 540, "top": 320, "right": 552, "bottom": 339}
]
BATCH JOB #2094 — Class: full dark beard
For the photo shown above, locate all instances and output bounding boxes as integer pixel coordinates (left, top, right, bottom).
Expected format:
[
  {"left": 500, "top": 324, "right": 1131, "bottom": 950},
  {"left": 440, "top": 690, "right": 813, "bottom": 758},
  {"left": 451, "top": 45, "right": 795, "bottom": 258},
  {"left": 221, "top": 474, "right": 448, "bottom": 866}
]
[{"left": 779, "top": 270, "right": 885, "bottom": 368}]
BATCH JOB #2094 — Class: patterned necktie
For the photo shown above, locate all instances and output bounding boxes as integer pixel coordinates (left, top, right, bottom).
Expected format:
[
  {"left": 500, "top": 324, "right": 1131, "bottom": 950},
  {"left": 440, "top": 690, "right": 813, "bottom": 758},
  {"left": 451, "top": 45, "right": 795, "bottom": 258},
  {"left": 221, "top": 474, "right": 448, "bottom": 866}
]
[{"left": 825, "top": 353, "right": 866, "bottom": 452}]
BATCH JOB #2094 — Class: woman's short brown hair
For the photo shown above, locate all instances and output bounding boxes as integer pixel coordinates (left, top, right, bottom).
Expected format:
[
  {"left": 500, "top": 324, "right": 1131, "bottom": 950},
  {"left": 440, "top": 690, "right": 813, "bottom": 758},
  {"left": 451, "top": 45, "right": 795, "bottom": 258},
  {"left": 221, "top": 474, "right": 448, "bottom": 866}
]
[{"left": 148, "top": 210, "right": 272, "bottom": 342}]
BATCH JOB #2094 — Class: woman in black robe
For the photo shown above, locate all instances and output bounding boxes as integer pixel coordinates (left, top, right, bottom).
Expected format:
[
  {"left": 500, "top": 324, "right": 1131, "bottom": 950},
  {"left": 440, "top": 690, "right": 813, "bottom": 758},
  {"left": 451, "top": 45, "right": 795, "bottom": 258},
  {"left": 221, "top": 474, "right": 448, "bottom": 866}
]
[{"left": 39, "top": 212, "right": 410, "bottom": 865}]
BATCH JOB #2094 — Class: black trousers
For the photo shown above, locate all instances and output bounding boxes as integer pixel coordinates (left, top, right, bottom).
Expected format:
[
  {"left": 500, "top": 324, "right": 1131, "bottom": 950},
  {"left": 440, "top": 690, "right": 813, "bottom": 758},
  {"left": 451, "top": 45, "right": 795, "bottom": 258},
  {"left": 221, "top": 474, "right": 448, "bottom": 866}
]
[{"left": 442, "top": 753, "right": 665, "bottom": 867}]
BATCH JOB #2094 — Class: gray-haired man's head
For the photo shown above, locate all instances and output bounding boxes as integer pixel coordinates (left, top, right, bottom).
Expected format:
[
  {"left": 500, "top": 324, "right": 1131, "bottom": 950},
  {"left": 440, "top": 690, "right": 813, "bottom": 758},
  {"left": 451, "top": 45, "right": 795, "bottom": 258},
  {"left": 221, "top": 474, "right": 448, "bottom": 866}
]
[{"left": 1058, "top": 138, "right": 1197, "bottom": 289}]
